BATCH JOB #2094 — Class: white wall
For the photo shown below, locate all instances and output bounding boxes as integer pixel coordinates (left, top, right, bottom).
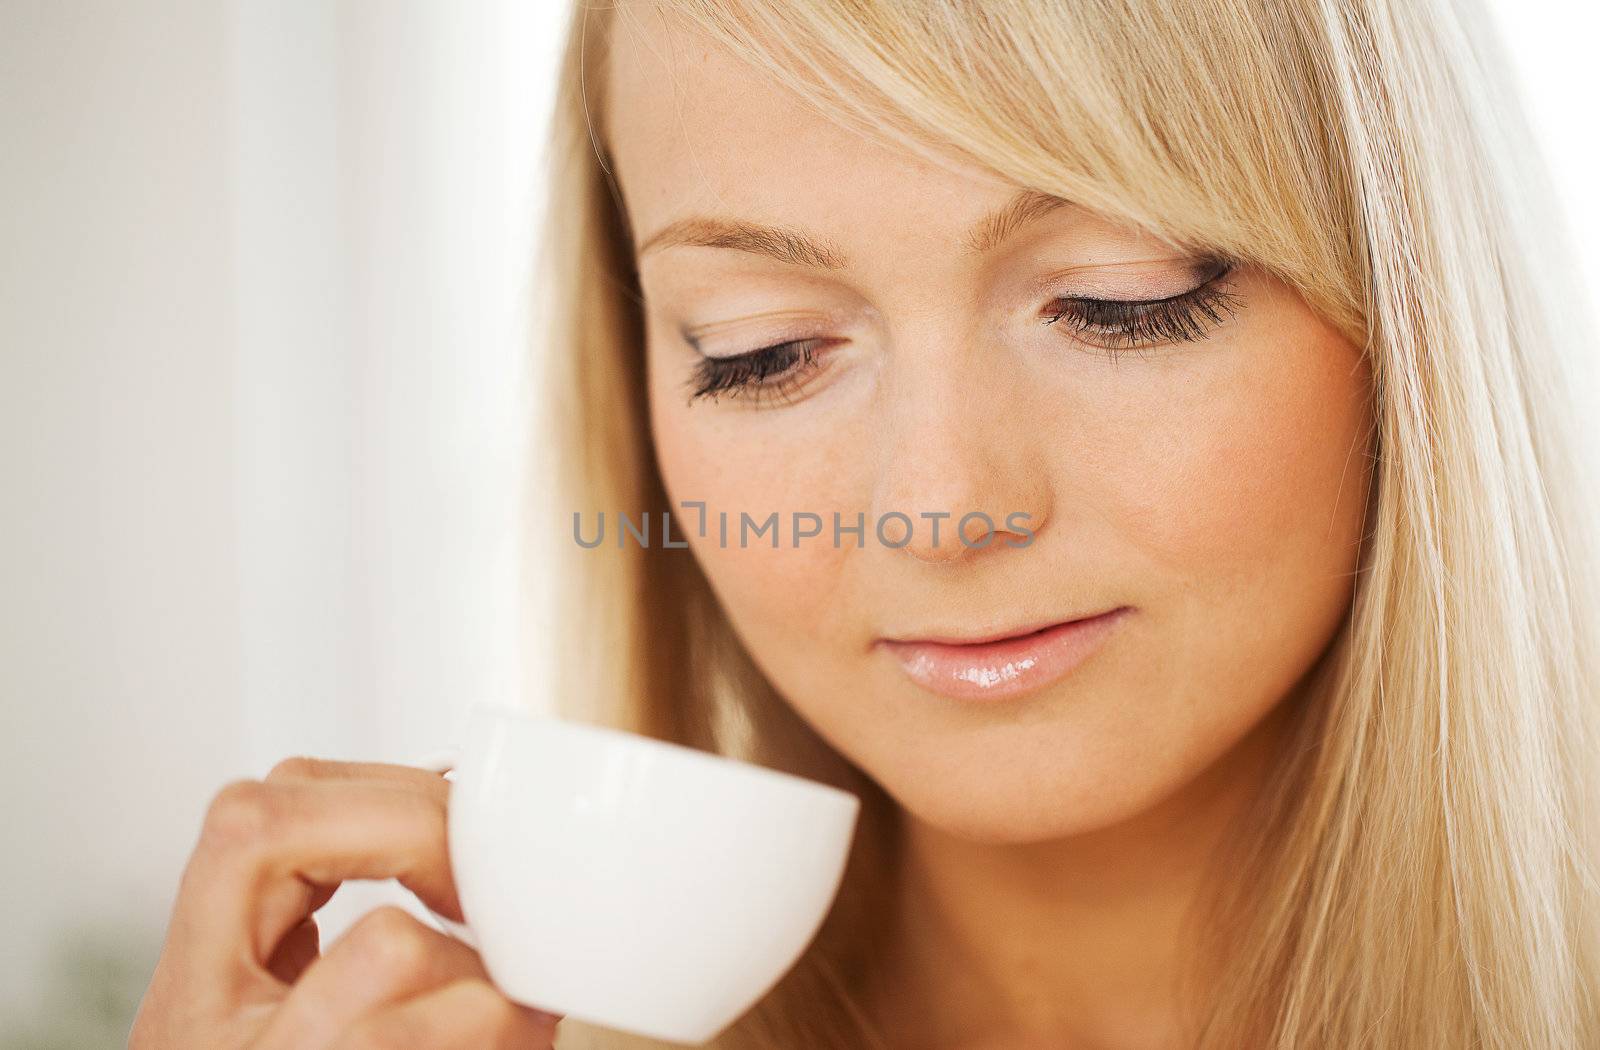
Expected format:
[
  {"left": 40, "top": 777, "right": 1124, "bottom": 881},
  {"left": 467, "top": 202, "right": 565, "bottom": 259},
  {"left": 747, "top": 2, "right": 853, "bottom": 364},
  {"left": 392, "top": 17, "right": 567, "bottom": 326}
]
[
  {"left": 0, "top": 0, "right": 1593, "bottom": 1044},
  {"left": 229, "top": 0, "right": 555, "bottom": 771},
  {"left": 226, "top": 0, "right": 564, "bottom": 961},
  {"left": 1, "top": 0, "right": 245, "bottom": 1032},
  {"left": 0, "top": 0, "right": 565, "bottom": 1038}
]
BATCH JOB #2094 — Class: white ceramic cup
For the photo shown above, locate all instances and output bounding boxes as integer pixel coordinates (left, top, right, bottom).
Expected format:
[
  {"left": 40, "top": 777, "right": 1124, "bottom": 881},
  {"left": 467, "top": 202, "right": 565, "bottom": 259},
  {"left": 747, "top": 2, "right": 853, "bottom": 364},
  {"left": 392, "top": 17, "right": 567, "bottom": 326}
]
[{"left": 409, "top": 702, "right": 861, "bottom": 1045}]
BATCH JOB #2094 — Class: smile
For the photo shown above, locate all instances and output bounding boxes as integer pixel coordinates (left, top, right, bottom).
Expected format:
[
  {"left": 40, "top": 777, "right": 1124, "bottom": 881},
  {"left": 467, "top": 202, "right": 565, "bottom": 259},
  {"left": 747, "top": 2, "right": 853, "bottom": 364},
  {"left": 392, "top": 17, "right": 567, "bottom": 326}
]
[{"left": 876, "top": 607, "right": 1132, "bottom": 702}]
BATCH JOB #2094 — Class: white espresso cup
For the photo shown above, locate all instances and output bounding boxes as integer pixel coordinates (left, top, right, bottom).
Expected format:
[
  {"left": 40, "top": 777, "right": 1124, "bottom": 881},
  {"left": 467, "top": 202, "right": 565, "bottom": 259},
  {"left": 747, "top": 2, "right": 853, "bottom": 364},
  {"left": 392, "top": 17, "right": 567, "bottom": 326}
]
[{"left": 410, "top": 702, "right": 861, "bottom": 1045}]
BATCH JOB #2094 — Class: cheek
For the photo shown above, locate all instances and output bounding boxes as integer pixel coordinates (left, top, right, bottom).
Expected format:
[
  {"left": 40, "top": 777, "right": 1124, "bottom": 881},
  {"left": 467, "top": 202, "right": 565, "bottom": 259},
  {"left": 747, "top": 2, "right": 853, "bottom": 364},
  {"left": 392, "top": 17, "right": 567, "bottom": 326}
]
[
  {"left": 1056, "top": 313, "right": 1372, "bottom": 807},
  {"left": 646, "top": 354, "right": 867, "bottom": 641},
  {"left": 1098, "top": 324, "right": 1371, "bottom": 607},
  {"left": 886, "top": 312, "right": 1372, "bottom": 841}
]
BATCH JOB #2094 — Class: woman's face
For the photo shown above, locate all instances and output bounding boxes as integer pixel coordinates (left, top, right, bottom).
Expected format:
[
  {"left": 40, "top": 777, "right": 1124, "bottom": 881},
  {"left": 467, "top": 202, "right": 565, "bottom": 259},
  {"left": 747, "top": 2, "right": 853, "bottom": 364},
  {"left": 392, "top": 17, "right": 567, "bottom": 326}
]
[{"left": 605, "top": 10, "right": 1373, "bottom": 843}]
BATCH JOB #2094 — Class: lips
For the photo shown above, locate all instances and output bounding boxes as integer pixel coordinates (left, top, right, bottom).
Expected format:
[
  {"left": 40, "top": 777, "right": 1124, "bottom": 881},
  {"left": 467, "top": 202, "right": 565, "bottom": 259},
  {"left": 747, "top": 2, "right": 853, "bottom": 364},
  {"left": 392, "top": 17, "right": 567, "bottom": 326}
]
[{"left": 877, "top": 606, "right": 1131, "bottom": 702}]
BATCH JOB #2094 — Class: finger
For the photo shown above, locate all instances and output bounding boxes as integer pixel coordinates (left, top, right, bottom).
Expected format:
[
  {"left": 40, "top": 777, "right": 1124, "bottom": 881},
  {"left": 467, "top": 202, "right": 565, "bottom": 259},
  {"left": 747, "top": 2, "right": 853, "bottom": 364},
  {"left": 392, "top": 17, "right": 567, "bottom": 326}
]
[
  {"left": 264, "top": 917, "right": 321, "bottom": 984},
  {"left": 264, "top": 755, "right": 451, "bottom": 798},
  {"left": 170, "top": 776, "right": 462, "bottom": 982},
  {"left": 252, "top": 905, "right": 488, "bottom": 1050},
  {"left": 329, "top": 977, "right": 561, "bottom": 1050},
  {"left": 257, "top": 759, "right": 448, "bottom": 934}
]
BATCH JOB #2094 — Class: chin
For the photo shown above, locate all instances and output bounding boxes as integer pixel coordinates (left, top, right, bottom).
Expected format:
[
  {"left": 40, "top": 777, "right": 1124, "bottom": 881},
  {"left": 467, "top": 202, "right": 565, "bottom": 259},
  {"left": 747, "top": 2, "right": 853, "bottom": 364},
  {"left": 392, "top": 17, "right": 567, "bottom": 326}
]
[{"left": 873, "top": 745, "right": 1183, "bottom": 846}]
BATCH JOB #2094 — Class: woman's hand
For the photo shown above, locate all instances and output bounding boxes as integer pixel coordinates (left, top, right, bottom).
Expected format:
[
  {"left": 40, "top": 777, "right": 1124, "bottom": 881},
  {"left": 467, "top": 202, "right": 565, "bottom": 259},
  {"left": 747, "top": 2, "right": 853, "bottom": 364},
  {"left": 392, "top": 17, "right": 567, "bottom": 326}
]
[{"left": 128, "top": 757, "right": 564, "bottom": 1049}]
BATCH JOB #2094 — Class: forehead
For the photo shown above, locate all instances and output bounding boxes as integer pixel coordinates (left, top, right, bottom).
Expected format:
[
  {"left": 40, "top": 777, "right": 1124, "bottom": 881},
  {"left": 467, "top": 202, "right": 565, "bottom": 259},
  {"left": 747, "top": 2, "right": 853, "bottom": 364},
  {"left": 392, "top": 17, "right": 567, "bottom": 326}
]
[{"left": 601, "top": 5, "right": 1014, "bottom": 259}]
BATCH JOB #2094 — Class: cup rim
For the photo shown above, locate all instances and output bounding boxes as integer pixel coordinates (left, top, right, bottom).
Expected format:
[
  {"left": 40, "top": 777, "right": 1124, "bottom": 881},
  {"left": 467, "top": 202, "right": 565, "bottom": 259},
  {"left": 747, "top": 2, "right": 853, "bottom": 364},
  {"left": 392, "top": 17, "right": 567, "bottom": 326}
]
[{"left": 464, "top": 702, "right": 862, "bottom": 812}]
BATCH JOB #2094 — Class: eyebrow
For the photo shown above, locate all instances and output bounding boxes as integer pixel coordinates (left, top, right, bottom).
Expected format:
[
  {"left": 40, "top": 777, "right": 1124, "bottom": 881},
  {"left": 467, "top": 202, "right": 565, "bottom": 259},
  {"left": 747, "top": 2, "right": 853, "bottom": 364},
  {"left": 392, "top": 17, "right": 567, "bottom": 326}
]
[{"left": 635, "top": 188, "right": 1071, "bottom": 270}]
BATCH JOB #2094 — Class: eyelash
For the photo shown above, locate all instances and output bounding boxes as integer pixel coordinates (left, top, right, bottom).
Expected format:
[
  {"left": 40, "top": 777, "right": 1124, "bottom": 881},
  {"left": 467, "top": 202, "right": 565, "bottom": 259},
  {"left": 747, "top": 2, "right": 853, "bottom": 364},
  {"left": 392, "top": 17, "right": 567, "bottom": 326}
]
[
  {"left": 1042, "top": 259, "right": 1240, "bottom": 360},
  {"left": 686, "top": 337, "right": 830, "bottom": 405},
  {"left": 684, "top": 260, "right": 1239, "bottom": 404}
]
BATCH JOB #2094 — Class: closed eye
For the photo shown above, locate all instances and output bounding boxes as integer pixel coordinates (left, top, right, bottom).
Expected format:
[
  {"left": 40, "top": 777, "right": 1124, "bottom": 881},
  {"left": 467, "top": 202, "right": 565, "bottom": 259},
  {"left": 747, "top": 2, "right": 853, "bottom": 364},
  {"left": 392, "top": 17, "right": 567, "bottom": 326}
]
[{"left": 1043, "top": 258, "right": 1240, "bottom": 357}]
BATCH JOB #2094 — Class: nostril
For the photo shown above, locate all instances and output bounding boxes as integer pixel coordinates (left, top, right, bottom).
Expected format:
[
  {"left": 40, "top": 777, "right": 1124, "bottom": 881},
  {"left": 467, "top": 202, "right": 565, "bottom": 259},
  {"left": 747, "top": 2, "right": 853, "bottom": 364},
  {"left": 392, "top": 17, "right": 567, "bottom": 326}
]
[{"left": 886, "top": 508, "right": 1017, "bottom": 562}]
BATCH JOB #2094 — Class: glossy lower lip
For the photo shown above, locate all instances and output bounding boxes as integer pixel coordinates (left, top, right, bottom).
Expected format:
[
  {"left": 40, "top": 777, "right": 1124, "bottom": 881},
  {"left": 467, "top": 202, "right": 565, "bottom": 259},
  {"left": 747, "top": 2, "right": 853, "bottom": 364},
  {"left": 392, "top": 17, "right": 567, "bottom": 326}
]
[{"left": 878, "top": 607, "right": 1131, "bottom": 702}]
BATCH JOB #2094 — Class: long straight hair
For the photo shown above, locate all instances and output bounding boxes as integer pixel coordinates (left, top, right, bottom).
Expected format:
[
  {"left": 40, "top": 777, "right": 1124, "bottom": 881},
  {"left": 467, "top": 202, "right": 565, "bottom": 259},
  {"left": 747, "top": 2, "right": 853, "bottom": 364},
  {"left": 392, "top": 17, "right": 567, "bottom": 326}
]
[{"left": 531, "top": 1, "right": 1600, "bottom": 1046}]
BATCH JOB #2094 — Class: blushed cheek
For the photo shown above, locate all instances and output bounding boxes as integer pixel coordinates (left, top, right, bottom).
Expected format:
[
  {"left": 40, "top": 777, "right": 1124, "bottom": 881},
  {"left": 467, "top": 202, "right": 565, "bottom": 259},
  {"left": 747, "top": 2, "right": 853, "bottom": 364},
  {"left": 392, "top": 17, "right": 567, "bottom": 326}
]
[
  {"left": 648, "top": 392, "right": 862, "bottom": 644},
  {"left": 1095, "top": 338, "right": 1372, "bottom": 728},
  {"left": 693, "top": 541, "right": 850, "bottom": 658},
  {"left": 1103, "top": 331, "right": 1370, "bottom": 598}
]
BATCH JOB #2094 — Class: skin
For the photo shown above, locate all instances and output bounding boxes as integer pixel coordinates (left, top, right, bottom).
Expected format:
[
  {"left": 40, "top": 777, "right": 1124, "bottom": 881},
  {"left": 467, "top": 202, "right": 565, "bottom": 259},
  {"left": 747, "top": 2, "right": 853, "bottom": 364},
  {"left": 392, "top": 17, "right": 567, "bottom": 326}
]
[{"left": 606, "top": 7, "right": 1373, "bottom": 1049}]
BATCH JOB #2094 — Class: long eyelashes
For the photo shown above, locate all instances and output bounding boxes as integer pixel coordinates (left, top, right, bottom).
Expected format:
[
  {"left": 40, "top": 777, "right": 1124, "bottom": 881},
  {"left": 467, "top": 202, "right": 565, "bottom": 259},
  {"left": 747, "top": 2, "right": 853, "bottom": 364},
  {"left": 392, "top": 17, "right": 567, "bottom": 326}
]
[
  {"left": 1042, "top": 260, "right": 1240, "bottom": 358},
  {"left": 686, "top": 337, "right": 828, "bottom": 404},
  {"left": 684, "top": 259, "right": 1241, "bottom": 404}
]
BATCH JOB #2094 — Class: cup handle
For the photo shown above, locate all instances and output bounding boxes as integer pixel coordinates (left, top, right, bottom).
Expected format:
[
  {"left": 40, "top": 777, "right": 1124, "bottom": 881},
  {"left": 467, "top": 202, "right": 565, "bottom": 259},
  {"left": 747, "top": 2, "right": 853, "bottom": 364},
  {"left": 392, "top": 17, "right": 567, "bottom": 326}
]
[{"left": 406, "top": 746, "right": 480, "bottom": 951}]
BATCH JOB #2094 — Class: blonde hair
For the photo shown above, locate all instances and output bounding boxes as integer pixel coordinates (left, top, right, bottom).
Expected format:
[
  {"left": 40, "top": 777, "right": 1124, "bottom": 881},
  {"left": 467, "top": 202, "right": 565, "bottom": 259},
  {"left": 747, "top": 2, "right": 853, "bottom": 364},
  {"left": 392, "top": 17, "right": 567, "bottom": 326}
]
[{"left": 533, "top": 1, "right": 1600, "bottom": 1046}]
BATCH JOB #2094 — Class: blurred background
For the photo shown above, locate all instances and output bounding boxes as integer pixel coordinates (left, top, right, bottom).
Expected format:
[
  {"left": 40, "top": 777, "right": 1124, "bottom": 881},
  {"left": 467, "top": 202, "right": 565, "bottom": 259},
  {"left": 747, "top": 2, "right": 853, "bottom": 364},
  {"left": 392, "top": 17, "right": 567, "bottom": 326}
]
[{"left": 1, "top": 1, "right": 1595, "bottom": 1046}]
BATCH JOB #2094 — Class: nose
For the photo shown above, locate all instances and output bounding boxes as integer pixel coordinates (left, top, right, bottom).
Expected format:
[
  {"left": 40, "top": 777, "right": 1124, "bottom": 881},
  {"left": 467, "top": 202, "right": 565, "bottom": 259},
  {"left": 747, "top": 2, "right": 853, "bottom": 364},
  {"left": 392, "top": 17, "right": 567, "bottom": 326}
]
[{"left": 866, "top": 339, "right": 1051, "bottom": 564}]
